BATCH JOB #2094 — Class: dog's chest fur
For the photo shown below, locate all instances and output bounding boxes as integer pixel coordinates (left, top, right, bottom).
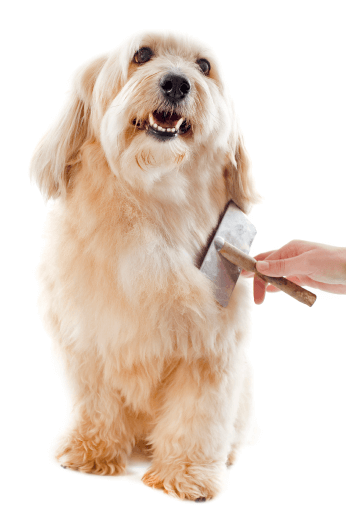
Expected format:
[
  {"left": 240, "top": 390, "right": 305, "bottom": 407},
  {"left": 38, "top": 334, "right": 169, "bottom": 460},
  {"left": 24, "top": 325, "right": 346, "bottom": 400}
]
[{"left": 40, "top": 141, "right": 233, "bottom": 414}]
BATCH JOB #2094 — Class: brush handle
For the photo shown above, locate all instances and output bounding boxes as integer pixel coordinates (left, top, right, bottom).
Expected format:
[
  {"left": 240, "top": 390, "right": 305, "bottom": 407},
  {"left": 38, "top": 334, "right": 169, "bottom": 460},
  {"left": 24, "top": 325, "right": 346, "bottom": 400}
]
[{"left": 214, "top": 237, "right": 317, "bottom": 307}]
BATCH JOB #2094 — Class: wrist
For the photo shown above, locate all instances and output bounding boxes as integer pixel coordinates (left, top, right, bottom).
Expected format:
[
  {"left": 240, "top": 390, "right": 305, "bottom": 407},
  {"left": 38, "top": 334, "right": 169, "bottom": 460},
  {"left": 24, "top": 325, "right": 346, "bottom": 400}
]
[
  {"left": 331, "top": 247, "right": 346, "bottom": 285},
  {"left": 340, "top": 248, "right": 346, "bottom": 284}
]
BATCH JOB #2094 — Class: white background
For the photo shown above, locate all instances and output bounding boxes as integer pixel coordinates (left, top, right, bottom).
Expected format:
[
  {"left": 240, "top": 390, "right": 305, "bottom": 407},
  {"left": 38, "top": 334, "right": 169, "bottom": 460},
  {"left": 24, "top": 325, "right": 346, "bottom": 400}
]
[{"left": 1, "top": 1, "right": 345, "bottom": 509}]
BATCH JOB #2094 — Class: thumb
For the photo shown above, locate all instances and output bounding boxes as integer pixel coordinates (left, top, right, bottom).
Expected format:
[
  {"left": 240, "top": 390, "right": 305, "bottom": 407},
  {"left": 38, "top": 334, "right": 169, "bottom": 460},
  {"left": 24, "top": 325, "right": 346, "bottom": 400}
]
[{"left": 256, "top": 254, "right": 308, "bottom": 277}]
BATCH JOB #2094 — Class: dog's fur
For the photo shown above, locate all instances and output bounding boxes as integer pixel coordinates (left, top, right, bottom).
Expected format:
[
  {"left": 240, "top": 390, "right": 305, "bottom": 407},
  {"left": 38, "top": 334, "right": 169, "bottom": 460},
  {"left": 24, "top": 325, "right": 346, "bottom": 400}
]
[{"left": 31, "top": 33, "right": 258, "bottom": 500}]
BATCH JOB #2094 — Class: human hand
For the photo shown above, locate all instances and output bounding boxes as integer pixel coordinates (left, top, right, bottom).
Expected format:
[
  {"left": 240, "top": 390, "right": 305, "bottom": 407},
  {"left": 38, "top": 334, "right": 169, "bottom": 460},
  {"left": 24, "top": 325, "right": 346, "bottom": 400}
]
[{"left": 241, "top": 240, "right": 346, "bottom": 304}]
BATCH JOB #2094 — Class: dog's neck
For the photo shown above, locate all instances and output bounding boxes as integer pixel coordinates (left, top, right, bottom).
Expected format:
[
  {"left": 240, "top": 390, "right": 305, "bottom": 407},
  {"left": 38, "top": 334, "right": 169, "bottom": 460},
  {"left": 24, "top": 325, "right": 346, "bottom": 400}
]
[{"left": 67, "top": 140, "right": 229, "bottom": 266}]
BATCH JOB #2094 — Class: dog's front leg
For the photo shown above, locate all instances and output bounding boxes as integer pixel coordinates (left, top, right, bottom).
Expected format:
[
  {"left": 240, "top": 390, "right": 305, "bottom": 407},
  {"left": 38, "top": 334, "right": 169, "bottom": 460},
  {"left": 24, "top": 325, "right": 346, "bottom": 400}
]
[
  {"left": 142, "top": 353, "right": 234, "bottom": 501},
  {"left": 120, "top": 236, "right": 238, "bottom": 498},
  {"left": 55, "top": 350, "right": 136, "bottom": 475}
]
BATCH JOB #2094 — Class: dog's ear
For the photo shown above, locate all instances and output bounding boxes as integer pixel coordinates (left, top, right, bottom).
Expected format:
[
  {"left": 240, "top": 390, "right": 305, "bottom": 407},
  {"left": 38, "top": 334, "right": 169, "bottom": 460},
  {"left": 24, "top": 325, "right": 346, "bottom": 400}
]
[
  {"left": 224, "top": 132, "right": 260, "bottom": 214},
  {"left": 30, "top": 55, "right": 107, "bottom": 199}
]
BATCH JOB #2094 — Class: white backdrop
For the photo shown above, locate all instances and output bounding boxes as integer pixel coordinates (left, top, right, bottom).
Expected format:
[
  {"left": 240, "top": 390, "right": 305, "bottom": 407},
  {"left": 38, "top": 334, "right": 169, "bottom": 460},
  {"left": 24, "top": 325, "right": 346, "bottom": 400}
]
[{"left": 1, "top": 1, "right": 345, "bottom": 509}]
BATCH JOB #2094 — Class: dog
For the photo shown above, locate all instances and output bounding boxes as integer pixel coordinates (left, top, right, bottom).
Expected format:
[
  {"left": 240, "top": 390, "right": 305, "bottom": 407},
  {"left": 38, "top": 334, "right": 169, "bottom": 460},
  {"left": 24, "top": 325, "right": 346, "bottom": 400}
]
[{"left": 31, "top": 32, "right": 258, "bottom": 501}]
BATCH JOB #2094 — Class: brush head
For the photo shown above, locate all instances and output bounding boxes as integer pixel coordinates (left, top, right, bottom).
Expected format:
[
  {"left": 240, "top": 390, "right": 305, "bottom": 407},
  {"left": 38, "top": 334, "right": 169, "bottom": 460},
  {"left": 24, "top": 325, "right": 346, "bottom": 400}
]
[{"left": 199, "top": 201, "right": 257, "bottom": 307}]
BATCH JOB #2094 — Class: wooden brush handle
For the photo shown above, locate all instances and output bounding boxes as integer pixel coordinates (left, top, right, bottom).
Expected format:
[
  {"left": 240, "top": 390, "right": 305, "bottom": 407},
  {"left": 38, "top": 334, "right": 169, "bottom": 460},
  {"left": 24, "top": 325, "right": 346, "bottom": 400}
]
[{"left": 214, "top": 237, "right": 317, "bottom": 307}]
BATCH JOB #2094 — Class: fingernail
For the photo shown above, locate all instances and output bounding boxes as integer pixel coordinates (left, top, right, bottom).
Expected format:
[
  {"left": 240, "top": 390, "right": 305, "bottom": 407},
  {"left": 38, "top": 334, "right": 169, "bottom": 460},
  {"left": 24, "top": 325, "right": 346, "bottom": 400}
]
[{"left": 256, "top": 261, "right": 269, "bottom": 271}]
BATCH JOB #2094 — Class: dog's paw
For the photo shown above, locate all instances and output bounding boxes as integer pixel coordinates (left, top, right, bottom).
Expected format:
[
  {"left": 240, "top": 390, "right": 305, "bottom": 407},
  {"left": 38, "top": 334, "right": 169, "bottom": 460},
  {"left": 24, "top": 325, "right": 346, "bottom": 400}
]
[
  {"left": 142, "top": 463, "right": 222, "bottom": 501},
  {"left": 56, "top": 436, "right": 126, "bottom": 476}
]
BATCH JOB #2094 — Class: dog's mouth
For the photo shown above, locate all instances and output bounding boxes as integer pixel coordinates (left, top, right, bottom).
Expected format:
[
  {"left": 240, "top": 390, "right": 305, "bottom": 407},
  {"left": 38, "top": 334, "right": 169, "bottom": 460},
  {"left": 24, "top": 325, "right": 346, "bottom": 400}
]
[{"left": 132, "top": 110, "right": 191, "bottom": 141}]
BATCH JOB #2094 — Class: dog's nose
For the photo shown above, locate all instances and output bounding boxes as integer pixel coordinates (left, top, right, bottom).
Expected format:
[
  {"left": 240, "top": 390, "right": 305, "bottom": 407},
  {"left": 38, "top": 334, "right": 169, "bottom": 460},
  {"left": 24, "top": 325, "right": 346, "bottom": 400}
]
[{"left": 160, "top": 73, "right": 191, "bottom": 102}]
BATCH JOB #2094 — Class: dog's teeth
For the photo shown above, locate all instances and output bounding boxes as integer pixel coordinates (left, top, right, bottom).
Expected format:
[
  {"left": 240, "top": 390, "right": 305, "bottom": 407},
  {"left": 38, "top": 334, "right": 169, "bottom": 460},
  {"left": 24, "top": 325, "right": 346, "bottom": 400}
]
[
  {"left": 149, "top": 116, "right": 178, "bottom": 134},
  {"left": 175, "top": 118, "right": 185, "bottom": 130}
]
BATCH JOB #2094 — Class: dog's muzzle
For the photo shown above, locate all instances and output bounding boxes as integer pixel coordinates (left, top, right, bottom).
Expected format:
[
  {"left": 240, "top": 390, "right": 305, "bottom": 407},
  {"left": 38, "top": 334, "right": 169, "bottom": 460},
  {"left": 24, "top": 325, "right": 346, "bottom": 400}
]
[{"left": 132, "top": 72, "right": 192, "bottom": 142}]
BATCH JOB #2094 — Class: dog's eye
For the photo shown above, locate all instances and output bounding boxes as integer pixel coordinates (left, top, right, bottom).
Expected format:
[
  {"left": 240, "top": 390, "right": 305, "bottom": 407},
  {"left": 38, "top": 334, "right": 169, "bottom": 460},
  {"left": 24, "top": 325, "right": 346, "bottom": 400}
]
[
  {"left": 196, "top": 58, "right": 211, "bottom": 76},
  {"left": 134, "top": 47, "right": 154, "bottom": 64}
]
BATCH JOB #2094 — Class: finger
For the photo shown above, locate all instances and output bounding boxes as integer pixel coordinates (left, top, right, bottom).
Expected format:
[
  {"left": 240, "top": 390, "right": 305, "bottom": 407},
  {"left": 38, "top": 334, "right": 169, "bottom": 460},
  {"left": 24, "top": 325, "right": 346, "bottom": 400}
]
[
  {"left": 266, "top": 284, "right": 281, "bottom": 292},
  {"left": 241, "top": 269, "right": 255, "bottom": 278},
  {"left": 242, "top": 249, "right": 288, "bottom": 274},
  {"left": 256, "top": 253, "right": 310, "bottom": 277},
  {"left": 256, "top": 240, "right": 309, "bottom": 261},
  {"left": 253, "top": 275, "right": 267, "bottom": 304},
  {"left": 241, "top": 252, "right": 283, "bottom": 275},
  {"left": 253, "top": 251, "right": 276, "bottom": 261},
  {"left": 266, "top": 276, "right": 304, "bottom": 291}
]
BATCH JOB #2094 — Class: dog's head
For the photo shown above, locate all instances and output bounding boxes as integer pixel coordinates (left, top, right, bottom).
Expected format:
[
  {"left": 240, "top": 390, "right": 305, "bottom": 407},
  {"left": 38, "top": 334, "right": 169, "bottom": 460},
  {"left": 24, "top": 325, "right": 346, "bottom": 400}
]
[{"left": 31, "top": 33, "right": 258, "bottom": 212}]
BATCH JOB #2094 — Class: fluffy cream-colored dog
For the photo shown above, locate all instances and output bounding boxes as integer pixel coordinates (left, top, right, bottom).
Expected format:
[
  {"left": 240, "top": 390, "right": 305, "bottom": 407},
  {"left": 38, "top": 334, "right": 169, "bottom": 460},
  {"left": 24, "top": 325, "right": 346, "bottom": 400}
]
[{"left": 31, "top": 32, "right": 258, "bottom": 501}]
